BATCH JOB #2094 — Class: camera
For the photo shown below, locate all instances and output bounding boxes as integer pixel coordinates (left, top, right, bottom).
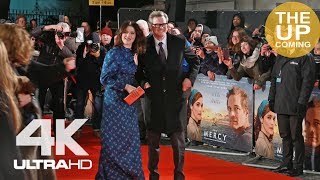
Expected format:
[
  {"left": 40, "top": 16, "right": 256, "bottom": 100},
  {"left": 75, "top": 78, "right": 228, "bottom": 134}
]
[
  {"left": 56, "top": 31, "right": 70, "bottom": 39},
  {"left": 86, "top": 40, "right": 99, "bottom": 53}
]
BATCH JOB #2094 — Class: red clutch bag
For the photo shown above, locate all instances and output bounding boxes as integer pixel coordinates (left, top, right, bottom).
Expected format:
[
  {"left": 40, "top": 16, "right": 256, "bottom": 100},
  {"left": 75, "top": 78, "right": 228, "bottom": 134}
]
[{"left": 124, "top": 86, "right": 145, "bottom": 105}]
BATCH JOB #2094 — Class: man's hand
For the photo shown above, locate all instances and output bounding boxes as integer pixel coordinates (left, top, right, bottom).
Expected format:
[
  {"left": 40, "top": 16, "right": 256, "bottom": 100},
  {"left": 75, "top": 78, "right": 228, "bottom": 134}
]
[
  {"left": 63, "top": 57, "right": 76, "bottom": 72},
  {"left": 144, "top": 82, "right": 151, "bottom": 89},
  {"left": 17, "top": 93, "right": 32, "bottom": 107},
  {"left": 90, "top": 50, "right": 100, "bottom": 58},
  {"left": 55, "top": 34, "right": 66, "bottom": 50},
  {"left": 44, "top": 24, "right": 63, "bottom": 31},
  {"left": 182, "top": 78, "right": 192, "bottom": 91}
]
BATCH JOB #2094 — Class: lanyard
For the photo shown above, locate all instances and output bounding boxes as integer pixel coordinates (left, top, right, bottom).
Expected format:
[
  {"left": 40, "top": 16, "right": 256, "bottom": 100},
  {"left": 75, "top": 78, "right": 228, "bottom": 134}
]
[{"left": 279, "top": 59, "right": 292, "bottom": 77}]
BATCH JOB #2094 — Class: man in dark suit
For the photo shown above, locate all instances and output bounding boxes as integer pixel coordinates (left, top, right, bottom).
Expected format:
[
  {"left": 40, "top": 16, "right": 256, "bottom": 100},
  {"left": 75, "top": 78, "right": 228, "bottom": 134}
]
[{"left": 137, "top": 11, "right": 200, "bottom": 180}]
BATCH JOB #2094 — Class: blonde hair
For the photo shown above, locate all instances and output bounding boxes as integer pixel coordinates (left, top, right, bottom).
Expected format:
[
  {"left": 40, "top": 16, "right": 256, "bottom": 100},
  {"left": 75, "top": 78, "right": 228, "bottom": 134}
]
[
  {"left": 0, "top": 40, "right": 21, "bottom": 133},
  {"left": 0, "top": 24, "right": 33, "bottom": 66}
]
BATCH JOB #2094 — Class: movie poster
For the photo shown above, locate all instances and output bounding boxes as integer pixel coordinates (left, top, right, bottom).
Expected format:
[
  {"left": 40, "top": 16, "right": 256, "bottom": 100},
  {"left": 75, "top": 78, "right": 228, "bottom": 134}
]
[
  {"left": 303, "top": 88, "right": 320, "bottom": 172},
  {"left": 254, "top": 83, "right": 320, "bottom": 172},
  {"left": 190, "top": 74, "right": 253, "bottom": 152},
  {"left": 254, "top": 82, "right": 282, "bottom": 160}
]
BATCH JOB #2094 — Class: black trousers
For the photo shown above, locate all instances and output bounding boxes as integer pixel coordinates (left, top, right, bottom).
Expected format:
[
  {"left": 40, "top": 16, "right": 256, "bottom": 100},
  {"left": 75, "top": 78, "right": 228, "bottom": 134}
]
[
  {"left": 277, "top": 114, "right": 305, "bottom": 170},
  {"left": 39, "top": 81, "right": 65, "bottom": 135},
  {"left": 137, "top": 98, "right": 146, "bottom": 140},
  {"left": 147, "top": 130, "right": 185, "bottom": 180}
]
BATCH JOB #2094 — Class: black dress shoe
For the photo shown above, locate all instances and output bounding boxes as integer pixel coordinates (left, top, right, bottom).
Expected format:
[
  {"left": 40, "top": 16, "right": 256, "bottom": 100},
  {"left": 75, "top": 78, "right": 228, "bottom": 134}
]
[
  {"left": 288, "top": 168, "right": 303, "bottom": 177},
  {"left": 273, "top": 166, "right": 292, "bottom": 173}
]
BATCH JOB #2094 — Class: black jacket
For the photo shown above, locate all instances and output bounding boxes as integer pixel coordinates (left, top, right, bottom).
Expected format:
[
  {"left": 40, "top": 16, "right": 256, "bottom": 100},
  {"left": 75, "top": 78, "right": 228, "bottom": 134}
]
[
  {"left": 137, "top": 33, "right": 200, "bottom": 134},
  {"left": 268, "top": 54, "right": 315, "bottom": 115},
  {"left": 17, "top": 60, "right": 67, "bottom": 88},
  {"left": 31, "top": 26, "right": 74, "bottom": 65},
  {"left": 76, "top": 45, "right": 106, "bottom": 89},
  {"left": 199, "top": 51, "right": 227, "bottom": 76},
  {"left": 313, "top": 54, "right": 320, "bottom": 81}
]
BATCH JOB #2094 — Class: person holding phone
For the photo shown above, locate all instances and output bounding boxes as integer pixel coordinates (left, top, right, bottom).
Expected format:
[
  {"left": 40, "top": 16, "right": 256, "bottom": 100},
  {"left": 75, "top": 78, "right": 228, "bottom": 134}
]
[
  {"left": 221, "top": 36, "right": 272, "bottom": 90},
  {"left": 197, "top": 36, "right": 227, "bottom": 81}
]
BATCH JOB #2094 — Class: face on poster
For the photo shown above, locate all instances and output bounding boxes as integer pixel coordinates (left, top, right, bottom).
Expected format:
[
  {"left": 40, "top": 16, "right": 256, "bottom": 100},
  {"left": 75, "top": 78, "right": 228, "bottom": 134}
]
[
  {"left": 254, "top": 81, "right": 282, "bottom": 160},
  {"left": 303, "top": 91, "right": 320, "bottom": 172}
]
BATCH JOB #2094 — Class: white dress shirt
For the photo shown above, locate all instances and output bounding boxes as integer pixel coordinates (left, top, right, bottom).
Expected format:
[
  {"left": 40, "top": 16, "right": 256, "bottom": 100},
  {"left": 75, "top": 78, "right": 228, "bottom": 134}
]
[{"left": 154, "top": 34, "right": 168, "bottom": 59}]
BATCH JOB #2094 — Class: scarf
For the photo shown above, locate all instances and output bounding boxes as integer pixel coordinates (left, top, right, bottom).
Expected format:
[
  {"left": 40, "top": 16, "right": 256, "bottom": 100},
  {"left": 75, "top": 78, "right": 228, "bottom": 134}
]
[{"left": 240, "top": 44, "right": 262, "bottom": 68}]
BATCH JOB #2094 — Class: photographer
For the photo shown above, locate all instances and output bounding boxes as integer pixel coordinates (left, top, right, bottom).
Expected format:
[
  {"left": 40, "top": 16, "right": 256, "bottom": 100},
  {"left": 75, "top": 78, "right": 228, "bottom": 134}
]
[
  {"left": 74, "top": 40, "right": 106, "bottom": 138},
  {"left": 31, "top": 22, "right": 75, "bottom": 135}
]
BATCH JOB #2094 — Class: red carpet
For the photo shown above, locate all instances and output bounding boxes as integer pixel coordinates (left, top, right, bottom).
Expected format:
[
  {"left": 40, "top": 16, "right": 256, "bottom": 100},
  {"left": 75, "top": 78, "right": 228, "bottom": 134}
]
[{"left": 54, "top": 125, "right": 293, "bottom": 179}]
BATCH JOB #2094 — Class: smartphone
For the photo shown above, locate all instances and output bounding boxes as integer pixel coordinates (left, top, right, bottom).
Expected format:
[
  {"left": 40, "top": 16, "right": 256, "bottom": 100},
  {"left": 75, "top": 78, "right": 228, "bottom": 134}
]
[
  {"left": 222, "top": 48, "right": 230, "bottom": 59},
  {"left": 76, "top": 27, "right": 84, "bottom": 43},
  {"left": 59, "top": 15, "right": 64, "bottom": 22}
]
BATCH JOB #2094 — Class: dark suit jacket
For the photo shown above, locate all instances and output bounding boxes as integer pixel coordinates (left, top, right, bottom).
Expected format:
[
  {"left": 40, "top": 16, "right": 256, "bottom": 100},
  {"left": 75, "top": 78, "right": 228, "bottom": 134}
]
[{"left": 137, "top": 33, "right": 200, "bottom": 134}]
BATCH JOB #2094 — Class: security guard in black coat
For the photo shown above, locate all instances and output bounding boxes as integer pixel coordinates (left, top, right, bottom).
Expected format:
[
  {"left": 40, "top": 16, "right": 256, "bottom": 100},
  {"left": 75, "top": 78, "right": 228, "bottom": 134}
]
[{"left": 269, "top": 54, "right": 315, "bottom": 176}]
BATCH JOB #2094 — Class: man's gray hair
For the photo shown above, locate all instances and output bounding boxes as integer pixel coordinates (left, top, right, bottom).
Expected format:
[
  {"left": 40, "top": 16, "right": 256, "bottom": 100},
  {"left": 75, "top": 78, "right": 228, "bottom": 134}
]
[
  {"left": 136, "top": 19, "right": 148, "bottom": 29},
  {"left": 57, "top": 22, "right": 70, "bottom": 32},
  {"left": 148, "top": 11, "right": 168, "bottom": 24}
]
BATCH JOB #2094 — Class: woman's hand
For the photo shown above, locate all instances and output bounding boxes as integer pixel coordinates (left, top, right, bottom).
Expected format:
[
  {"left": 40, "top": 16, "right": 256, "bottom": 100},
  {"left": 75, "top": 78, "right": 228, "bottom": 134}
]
[
  {"left": 17, "top": 93, "right": 32, "bottom": 107},
  {"left": 124, "top": 84, "right": 136, "bottom": 93},
  {"left": 222, "top": 57, "right": 233, "bottom": 69},
  {"left": 133, "top": 53, "right": 138, "bottom": 65},
  {"left": 207, "top": 71, "right": 216, "bottom": 81},
  {"left": 253, "top": 84, "right": 262, "bottom": 90},
  {"left": 196, "top": 48, "right": 205, "bottom": 59}
]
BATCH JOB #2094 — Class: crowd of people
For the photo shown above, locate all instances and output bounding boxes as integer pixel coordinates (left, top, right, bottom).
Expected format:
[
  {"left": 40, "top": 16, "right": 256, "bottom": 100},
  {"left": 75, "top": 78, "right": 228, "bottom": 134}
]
[{"left": 1, "top": 9, "right": 319, "bottom": 179}]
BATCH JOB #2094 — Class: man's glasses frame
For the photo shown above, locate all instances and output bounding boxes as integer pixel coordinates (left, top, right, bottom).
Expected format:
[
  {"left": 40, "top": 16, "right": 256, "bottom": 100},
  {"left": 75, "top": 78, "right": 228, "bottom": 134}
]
[{"left": 152, "top": 23, "right": 168, "bottom": 28}]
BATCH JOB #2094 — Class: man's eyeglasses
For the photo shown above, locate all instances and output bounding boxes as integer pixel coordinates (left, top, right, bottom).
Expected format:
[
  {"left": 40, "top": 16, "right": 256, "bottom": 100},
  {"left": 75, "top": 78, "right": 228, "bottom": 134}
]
[{"left": 152, "top": 23, "right": 168, "bottom": 28}]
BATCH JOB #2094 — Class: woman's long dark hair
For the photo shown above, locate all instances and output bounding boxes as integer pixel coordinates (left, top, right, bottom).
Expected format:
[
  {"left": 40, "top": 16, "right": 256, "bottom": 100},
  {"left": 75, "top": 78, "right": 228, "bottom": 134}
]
[
  {"left": 227, "top": 13, "right": 246, "bottom": 40},
  {"left": 228, "top": 27, "right": 248, "bottom": 54},
  {"left": 240, "top": 36, "right": 257, "bottom": 57},
  {"left": 114, "top": 21, "right": 146, "bottom": 54}
]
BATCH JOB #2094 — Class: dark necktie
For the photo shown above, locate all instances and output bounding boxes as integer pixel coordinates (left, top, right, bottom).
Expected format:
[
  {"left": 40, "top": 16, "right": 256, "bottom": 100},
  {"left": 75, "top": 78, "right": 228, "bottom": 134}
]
[{"left": 158, "top": 42, "right": 166, "bottom": 65}]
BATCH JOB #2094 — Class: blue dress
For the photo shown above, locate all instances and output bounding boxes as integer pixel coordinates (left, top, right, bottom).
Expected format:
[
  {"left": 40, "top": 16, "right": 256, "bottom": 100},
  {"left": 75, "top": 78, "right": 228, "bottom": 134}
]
[{"left": 96, "top": 46, "right": 144, "bottom": 180}]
